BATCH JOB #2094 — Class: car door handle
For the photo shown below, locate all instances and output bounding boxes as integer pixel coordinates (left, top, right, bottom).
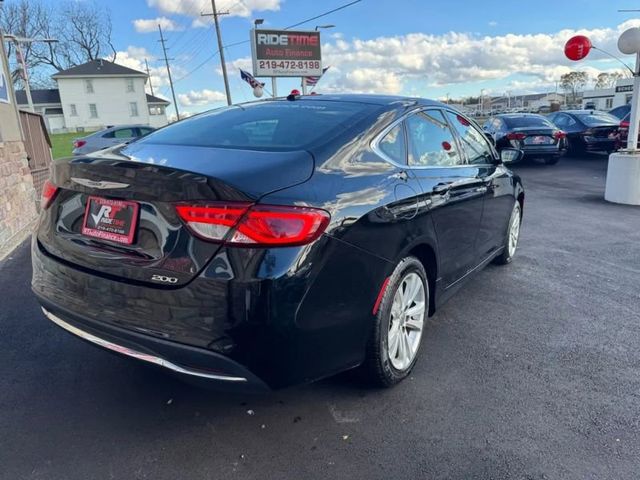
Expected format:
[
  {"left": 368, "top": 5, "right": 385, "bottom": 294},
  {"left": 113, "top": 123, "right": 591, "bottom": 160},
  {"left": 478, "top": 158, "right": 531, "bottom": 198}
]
[{"left": 432, "top": 183, "right": 452, "bottom": 194}]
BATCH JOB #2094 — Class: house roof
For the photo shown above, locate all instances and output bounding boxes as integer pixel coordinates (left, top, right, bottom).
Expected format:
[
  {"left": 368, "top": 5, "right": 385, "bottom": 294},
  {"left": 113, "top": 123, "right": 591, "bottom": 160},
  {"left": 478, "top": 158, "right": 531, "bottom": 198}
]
[
  {"left": 146, "top": 93, "right": 170, "bottom": 105},
  {"left": 15, "top": 89, "right": 61, "bottom": 105},
  {"left": 52, "top": 59, "right": 146, "bottom": 78},
  {"left": 16, "top": 89, "right": 170, "bottom": 107}
]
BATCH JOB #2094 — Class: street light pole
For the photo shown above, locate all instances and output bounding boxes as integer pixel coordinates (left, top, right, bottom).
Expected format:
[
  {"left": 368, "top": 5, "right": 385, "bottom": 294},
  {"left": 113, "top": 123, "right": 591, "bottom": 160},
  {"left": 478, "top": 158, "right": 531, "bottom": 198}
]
[
  {"left": 3, "top": 35, "right": 57, "bottom": 113},
  {"left": 302, "top": 25, "right": 335, "bottom": 96}
]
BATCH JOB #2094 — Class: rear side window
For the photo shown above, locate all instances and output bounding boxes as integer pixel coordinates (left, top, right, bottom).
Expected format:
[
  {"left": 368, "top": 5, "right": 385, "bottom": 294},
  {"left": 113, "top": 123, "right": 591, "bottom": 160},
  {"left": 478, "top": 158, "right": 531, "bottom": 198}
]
[
  {"left": 140, "top": 101, "right": 380, "bottom": 151},
  {"left": 575, "top": 112, "right": 620, "bottom": 126},
  {"left": 114, "top": 128, "right": 136, "bottom": 138},
  {"left": 406, "top": 110, "right": 461, "bottom": 167},
  {"left": 503, "top": 116, "right": 554, "bottom": 128},
  {"left": 445, "top": 111, "right": 494, "bottom": 165},
  {"left": 378, "top": 124, "right": 406, "bottom": 164}
]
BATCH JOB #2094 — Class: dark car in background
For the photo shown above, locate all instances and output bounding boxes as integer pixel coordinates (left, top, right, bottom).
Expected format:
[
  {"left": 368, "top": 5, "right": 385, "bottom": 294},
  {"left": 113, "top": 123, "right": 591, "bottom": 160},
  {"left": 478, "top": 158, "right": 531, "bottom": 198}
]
[
  {"left": 72, "top": 125, "right": 156, "bottom": 155},
  {"left": 32, "top": 95, "right": 525, "bottom": 391},
  {"left": 483, "top": 113, "right": 566, "bottom": 165},
  {"left": 608, "top": 104, "right": 637, "bottom": 149},
  {"left": 547, "top": 110, "right": 619, "bottom": 154}
]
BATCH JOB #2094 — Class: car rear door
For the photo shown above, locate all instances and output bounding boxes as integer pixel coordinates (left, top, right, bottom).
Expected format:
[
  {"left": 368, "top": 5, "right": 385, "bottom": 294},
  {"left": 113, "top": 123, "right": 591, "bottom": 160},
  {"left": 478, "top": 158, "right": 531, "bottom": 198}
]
[
  {"left": 405, "top": 109, "right": 486, "bottom": 287},
  {"left": 443, "top": 110, "right": 514, "bottom": 260}
]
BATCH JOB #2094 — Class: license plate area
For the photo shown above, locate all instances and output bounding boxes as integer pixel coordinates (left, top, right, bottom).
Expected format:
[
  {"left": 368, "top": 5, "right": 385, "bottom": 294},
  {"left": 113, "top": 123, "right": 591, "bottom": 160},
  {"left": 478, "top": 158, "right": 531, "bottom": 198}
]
[
  {"left": 82, "top": 196, "right": 139, "bottom": 245},
  {"left": 525, "top": 136, "right": 553, "bottom": 145}
]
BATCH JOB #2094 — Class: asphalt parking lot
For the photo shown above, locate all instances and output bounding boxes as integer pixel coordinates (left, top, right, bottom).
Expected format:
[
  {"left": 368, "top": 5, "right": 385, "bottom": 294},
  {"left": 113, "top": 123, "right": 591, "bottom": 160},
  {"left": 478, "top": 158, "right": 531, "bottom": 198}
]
[{"left": 1, "top": 154, "right": 639, "bottom": 480}]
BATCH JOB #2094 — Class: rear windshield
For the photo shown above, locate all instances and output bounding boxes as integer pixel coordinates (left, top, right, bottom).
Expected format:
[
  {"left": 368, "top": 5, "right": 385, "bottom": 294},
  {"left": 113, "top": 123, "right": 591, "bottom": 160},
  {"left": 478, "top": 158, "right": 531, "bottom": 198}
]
[
  {"left": 574, "top": 112, "right": 620, "bottom": 126},
  {"left": 503, "top": 116, "right": 554, "bottom": 128},
  {"left": 140, "top": 100, "right": 380, "bottom": 151}
]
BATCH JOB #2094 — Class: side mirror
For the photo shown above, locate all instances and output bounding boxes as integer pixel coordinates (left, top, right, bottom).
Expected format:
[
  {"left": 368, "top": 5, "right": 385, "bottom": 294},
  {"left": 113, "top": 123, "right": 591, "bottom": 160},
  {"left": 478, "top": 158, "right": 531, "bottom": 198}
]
[{"left": 500, "top": 148, "right": 524, "bottom": 164}]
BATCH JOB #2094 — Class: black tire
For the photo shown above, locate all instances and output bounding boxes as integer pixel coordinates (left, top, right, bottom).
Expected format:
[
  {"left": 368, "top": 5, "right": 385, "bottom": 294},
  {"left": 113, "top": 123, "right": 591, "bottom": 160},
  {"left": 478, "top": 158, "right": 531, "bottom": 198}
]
[
  {"left": 363, "top": 256, "right": 428, "bottom": 387},
  {"left": 544, "top": 155, "right": 560, "bottom": 165},
  {"left": 493, "top": 201, "right": 522, "bottom": 265}
]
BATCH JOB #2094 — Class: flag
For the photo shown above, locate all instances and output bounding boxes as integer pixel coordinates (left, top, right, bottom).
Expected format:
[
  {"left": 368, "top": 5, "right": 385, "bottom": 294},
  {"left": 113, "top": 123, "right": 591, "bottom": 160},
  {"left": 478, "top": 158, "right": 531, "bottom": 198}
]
[
  {"left": 240, "top": 69, "right": 264, "bottom": 89},
  {"left": 303, "top": 67, "right": 330, "bottom": 87}
]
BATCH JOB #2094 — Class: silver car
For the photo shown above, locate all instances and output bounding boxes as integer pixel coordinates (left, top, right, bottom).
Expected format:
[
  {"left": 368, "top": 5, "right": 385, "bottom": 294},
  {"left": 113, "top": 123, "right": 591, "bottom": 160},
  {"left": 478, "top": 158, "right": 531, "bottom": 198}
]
[{"left": 72, "top": 125, "right": 155, "bottom": 155}]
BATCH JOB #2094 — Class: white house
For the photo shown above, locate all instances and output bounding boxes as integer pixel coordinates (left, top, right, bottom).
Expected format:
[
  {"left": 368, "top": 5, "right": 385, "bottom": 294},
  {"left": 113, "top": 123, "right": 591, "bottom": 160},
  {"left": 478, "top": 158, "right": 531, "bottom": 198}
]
[
  {"left": 17, "top": 59, "right": 170, "bottom": 132},
  {"left": 582, "top": 78, "right": 633, "bottom": 110}
]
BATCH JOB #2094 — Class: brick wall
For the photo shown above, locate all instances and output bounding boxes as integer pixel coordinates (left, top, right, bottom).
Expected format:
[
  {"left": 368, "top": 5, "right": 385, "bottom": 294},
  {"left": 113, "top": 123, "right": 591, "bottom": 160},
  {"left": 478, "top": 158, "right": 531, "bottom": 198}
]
[{"left": 0, "top": 140, "right": 38, "bottom": 257}]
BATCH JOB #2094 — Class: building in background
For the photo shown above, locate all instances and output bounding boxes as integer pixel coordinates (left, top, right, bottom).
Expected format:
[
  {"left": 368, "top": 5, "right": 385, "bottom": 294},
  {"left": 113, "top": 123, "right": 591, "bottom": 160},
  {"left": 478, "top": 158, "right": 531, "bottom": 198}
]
[
  {"left": 581, "top": 78, "right": 633, "bottom": 110},
  {"left": 16, "top": 59, "right": 170, "bottom": 133}
]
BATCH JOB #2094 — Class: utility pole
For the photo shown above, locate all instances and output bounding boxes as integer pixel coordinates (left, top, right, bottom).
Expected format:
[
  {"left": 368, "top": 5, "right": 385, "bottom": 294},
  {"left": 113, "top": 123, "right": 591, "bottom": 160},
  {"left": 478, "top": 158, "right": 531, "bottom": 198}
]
[
  {"left": 144, "top": 58, "right": 154, "bottom": 96},
  {"left": 158, "top": 24, "right": 179, "bottom": 120},
  {"left": 202, "top": 1, "right": 231, "bottom": 105}
]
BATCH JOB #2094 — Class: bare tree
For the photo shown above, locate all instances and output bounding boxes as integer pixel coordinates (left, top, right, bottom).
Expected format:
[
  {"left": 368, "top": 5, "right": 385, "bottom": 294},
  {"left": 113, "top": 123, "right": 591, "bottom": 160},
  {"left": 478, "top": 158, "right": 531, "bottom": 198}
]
[
  {"left": 1, "top": 0, "right": 115, "bottom": 76},
  {"left": 0, "top": 0, "right": 49, "bottom": 83},
  {"left": 33, "top": 0, "right": 116, "bottom": 71},
  {"left": 560, "top": 71, "right": 589, "bottom": 105}
]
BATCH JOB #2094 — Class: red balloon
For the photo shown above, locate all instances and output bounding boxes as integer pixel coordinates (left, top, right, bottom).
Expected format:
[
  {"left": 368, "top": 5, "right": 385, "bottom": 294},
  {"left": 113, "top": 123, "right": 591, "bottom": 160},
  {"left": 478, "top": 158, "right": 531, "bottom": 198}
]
[{"left": 565, "top": 35, "right": 592, "bottom": 61}]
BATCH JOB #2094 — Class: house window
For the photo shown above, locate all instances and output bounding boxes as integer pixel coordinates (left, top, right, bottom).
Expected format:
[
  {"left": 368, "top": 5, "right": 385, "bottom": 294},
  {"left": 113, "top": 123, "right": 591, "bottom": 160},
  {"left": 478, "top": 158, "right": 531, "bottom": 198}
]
[
  {"left": 149, "top": 105, "right": 165, "bottom": 115},
  {"left": 44, "top": 107, "right": 64, "bottom": 115},
  {"left": 129, "top": 102, "right": 139, "bottom": 117},
  {"left": 85, "top": 79, "right": 94, "bottom": 93},
  {"left": 605, "top": 98, "right": 613, "bottom": 109},
  {"left": 126, "top": 78, "right": 135, "bottom": 93},
  {"left": 69, "top": 104, "right": 77, "bottom": 116},
  {"left": 89, "top": 103, "right": 98, "bottom": 118}
]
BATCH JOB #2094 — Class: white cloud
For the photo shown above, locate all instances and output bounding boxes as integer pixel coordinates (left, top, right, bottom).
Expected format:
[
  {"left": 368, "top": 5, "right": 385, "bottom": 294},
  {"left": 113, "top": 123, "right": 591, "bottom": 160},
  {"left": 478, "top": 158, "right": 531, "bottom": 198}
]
[
  {"left": 488, "top": 21, "right": 498, "bottom": 27},
  {"left": 317, "top": 20, "right": 640, "bottom": 95},
  {"left": 133, "top": 16, "right": 183, "bottom": 33},
  {"left": 111, "top": 46, "right": 183, "bottom": 99},
  {"left": 147, "top": 0, "right": 281, "bottom": 19},
  {"left": 178, "top": 89, "right": 226, "bottom": 106}
]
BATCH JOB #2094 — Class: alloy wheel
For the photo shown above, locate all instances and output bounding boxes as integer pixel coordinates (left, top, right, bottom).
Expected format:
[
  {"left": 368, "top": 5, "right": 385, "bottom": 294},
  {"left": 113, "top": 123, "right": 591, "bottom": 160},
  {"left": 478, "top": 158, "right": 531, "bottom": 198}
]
[
  {"left": 508, "top": 204, "right": 521, "bottom": 257},
  {"left": 387, "top": 272, "right": 426, "bottom": 371}
]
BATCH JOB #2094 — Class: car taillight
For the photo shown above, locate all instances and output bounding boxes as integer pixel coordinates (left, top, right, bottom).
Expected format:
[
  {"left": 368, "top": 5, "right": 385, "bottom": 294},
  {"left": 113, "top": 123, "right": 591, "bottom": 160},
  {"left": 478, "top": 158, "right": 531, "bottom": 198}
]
[
  {"left": 73, "top": 140, "right": 86, "bottom": 148},
  {"left": 506, "top": 132, "right": 526, "bottom": 140},
  {"left": 176, "top": 203, "right": 330, "bottom": 246},
  {"left": 41, "top": 179, "right": 59, "bottom": 209},
  {"left": 553, "top": 130, "right": 566, "bottom": 140}
]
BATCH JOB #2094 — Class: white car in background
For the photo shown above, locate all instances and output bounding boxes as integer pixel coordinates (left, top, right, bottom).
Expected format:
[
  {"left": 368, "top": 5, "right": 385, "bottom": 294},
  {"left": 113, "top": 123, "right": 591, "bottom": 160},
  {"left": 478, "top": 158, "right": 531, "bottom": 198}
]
[{"left": 72, "top": 125, "right": 155, "bottom": 155}]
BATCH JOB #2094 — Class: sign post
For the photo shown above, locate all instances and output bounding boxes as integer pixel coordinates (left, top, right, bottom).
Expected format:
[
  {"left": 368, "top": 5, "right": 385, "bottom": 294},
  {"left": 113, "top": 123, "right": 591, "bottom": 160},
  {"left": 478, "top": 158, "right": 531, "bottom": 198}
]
[{"left": 565, "top": 31, "right": 640, "bottom": 205}]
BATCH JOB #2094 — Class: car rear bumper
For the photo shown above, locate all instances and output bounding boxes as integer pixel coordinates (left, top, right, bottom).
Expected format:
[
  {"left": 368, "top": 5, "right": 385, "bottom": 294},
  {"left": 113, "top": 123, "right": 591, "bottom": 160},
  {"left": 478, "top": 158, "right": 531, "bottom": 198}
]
[
  {"left": 32, "top": 231, "right": 391, "bottom": 389},
  {"left": 521, "top": 146, "right": 562, "bottom": 157},
  {"left": 38, "top": 301, "right": 269, "bottom": 392},
  {"left": 582, "top": 138, "right": 616, "bottom": 152}
]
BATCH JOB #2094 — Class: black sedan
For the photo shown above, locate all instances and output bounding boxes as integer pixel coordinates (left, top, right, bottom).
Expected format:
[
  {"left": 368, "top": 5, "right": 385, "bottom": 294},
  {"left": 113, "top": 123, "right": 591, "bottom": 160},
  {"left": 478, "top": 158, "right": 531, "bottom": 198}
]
[
  {"left": 32, "top": 94, "right": 525, "bottom": 391},
  {"left": 483, "top": 114, "right": 566, "bottom": 165},
  {"left": 547, "top": 110, "right": 619, "bottom": 154}
]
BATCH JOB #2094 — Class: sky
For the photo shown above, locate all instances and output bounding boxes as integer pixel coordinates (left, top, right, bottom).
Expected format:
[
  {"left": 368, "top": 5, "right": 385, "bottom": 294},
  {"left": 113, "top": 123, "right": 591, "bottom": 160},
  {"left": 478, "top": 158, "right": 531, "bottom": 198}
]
[{"left": 37, "top": 0, "right": 640, "bottom": 116}]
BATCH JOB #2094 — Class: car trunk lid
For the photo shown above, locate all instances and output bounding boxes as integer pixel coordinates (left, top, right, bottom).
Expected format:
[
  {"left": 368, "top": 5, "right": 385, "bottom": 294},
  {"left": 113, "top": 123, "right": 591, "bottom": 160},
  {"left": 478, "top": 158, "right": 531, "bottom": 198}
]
[{"left": 37, "top": 143, "right": 314, "bottom": 286}]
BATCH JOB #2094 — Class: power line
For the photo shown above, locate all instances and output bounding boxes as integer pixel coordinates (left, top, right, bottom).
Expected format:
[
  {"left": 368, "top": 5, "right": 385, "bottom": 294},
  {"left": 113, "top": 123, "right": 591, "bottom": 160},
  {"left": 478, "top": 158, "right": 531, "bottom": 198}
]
[{"left": 284, "top": 0, "right": 361, "bottom": 30}]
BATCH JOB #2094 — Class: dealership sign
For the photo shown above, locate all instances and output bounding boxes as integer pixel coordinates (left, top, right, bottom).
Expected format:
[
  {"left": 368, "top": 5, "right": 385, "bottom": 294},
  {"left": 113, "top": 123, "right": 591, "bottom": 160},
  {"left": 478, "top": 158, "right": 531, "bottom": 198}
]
[{"left": 251, "top": 29, "right": 322, "bottom": 77}]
